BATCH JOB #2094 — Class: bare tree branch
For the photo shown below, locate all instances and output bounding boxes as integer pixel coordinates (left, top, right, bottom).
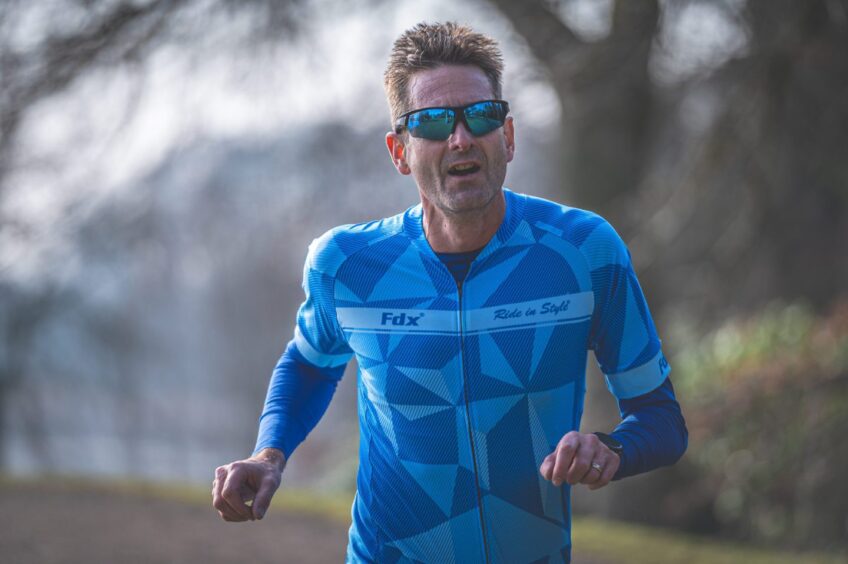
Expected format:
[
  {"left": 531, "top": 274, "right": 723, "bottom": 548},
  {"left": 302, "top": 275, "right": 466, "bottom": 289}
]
[
  {"left": 486, "top": 0, "right": 585, "bottom": 75},
  {"left": 0, "top": 0, "right": 183, "bottom": 187}
]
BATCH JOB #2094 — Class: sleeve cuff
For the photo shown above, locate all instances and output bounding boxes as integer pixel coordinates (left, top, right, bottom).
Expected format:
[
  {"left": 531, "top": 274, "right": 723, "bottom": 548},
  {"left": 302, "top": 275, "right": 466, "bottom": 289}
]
[
  {"left": 294, "top": 326, "right": 352, "bottom": 368},
  {"left": 604, "top": 349, "right": 671, "bottom": 399}
]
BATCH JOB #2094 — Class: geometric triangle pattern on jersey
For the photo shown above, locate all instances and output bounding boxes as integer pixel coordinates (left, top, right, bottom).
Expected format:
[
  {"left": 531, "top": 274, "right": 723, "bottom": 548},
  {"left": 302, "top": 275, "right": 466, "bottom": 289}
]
[
  {"left": 464, "top": 247, "right": 531, "bottom": 308},
  {"left": 474, "top": 429, "right": 491, "bottom": 491},
  {"left": 396, "top": 365, "right": 462, "bottom": 405},
  {"left": 505, "top": 219, "right": 537, "bottom": 248},
  {"left": 483, "top": 244, "right": 581, "bottom": 307},
  {"left": 337, "top": 235, "right": 411, "bottom": 303},
  {"left": 347, "top": 332, "right": 384, "bottom": 363},
  {"left": 451, "top": 466, "right": 479, "bottom": 518},
  {"left": 399, "top": 461, "right": 458, "bottom": 517},
  {"left": 478, "top": 332, "right": 525, "bottom": 389},
  {"left": 448, "top": 509, "right": 487, "bottom": 563},
  {"left": 335, "top": 279, "right": 364, "bottom": 303},
  {"left": 527, "top": 324, "right": 590, "bottom": 393},
  {"left": 392, "top": 403, "right": 453, "bottom": 421},
  {"left": 489, "top": 328, "right": 534, "bottom": 387},
  {"left": 368, "top": 239, "right": 440, "bottom": 302},
  {"left": 528, "top": 384, "right": 577, "bottom": 450},
  {"left": 359, "top": 362, "right": 388, "bottom": 399},
  {"left": 471, "top": 395, "right": 525, "bottom": 434},
  {"left": 455, "top": 408, "right": 475, "bottom": 475},
  {"left": 530, "top": 323, "right": 556, "bottom": 377},
  {"left": 486, "top": 396, "right": 544, "bottom": 516},
  {"left": 386, "top": 366, "right": 453, "bottom": 407},
  {"left": 282, "top": 189, "right": 669, "bottom": 562},
  {"left": 485, "top": 496, "right": 571, "bottom": 563},
  {"left": 390, "top": 519, "right": 455, "bottom": 562},
  {"left": 393, "top": 404, "right": 458, "bottom": 464}
]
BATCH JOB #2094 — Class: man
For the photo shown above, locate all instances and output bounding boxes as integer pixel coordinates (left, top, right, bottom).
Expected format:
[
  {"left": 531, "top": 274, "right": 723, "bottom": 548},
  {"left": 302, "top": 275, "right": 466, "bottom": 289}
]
[{"left": 213, "top": 22, "right": 687, "bottom": 563}]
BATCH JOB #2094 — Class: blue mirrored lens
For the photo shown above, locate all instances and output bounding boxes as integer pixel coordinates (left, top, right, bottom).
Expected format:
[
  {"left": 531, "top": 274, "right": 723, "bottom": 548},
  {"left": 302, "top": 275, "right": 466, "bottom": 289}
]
[
  {"left": 407, "top": 108, "right": 455, "bottom": 140},
  {"left": 403, "top": 101, "right": 508, "bottom": 140},
  {"left": 465, "top": 101, "right": 506, "bottom": 136}
]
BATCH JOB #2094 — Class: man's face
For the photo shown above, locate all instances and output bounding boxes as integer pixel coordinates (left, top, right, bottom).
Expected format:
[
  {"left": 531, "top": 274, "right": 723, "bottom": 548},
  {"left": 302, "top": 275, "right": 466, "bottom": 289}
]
[{"left": 386, "top": 65, "right": 515, "bottom": 216}]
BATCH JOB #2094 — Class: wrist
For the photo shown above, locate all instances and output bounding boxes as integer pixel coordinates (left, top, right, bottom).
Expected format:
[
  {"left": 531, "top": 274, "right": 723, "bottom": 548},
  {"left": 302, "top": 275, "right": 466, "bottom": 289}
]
[
  {"left": 253, "top": 447, "right": 286, "bottom": 472},
  {"left": 593, "top": 432, "right": 624, "bottom": 458}
]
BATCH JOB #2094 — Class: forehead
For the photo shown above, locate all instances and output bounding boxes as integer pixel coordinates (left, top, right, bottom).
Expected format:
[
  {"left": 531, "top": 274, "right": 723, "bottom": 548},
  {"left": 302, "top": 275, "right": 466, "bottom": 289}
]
[{"left": 407, "top": 65, "right": 495, "bottom": 110}]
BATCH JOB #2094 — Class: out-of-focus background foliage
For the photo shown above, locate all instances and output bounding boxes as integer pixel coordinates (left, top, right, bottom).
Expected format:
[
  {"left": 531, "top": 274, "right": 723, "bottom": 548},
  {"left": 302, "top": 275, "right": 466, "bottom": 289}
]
[{"left": 1, "top": 0, "right": 846, "bottom": 562}]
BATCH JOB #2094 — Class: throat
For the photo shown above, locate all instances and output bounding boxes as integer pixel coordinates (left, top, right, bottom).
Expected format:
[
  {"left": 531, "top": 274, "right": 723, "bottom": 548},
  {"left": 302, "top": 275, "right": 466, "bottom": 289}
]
[{"left": 421, "top": 191, "right": 506, "bottom": 253}]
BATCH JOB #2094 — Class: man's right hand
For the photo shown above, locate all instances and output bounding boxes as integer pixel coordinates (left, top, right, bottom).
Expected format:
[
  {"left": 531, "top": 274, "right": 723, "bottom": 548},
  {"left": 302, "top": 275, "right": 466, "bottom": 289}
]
[{"left": 212, "top": 448, "right": 285, "bottom": 522}]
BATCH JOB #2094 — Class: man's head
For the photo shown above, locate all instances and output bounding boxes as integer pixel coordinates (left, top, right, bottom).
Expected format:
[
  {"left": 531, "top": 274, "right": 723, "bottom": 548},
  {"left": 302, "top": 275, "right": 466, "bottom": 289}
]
[
  {"left": 384, "top": 22, "right": 504, "bottom": 125},
  {"left": 384, "top": 23, "right": 515, "bottom": 217}
]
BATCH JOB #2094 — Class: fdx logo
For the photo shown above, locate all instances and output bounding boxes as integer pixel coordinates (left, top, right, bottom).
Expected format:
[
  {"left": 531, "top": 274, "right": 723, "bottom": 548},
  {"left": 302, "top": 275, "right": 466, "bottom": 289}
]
[{"left": 381, "top": 312, "right": 423, "bottom": 326}]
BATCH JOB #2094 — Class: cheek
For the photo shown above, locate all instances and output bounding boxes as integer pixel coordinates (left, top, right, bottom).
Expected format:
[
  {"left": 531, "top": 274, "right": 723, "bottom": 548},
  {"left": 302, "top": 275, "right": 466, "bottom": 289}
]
[{"left": 409, "top": 147, "right": 442, "bottom": 175}]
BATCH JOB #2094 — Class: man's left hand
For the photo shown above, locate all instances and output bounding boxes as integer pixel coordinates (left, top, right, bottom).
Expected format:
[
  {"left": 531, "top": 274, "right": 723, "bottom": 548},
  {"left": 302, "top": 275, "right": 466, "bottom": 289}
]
[{"left": 539, "top": 431, "right": 620, "bottom": 491}]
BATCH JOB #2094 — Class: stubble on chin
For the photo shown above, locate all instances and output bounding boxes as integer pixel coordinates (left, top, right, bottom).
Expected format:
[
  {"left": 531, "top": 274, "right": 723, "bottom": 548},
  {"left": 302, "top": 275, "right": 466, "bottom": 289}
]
[{"left": 437, "top": 183, "right": 502, "bottom": 218}]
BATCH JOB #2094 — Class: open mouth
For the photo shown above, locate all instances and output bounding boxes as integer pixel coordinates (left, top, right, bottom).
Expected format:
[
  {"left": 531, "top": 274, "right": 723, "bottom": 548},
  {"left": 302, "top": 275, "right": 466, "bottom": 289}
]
[{"left": 447, "top": 163, "right": 481, "bottom": 176}]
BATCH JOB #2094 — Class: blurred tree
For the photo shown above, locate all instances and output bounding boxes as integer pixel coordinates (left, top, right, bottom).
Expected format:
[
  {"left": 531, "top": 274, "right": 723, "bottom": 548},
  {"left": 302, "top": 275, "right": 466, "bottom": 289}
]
[
  {"left": 0, "top": 0, "right": 311, "bottom": 472},
  {"left": 1, "top": 0, "right": 846, "bottom": 547},
  {"left": 488, "top": 0, "right": 659, "bottom": 220},
  {"left": 483, "top": 0, "right": 848, "bottom": 536},
  {"left": 657, "top": 0, "right": 848, "bottom": 318},
  {"left": 488, "top": 0, "right": 848, "bottom": 321}
]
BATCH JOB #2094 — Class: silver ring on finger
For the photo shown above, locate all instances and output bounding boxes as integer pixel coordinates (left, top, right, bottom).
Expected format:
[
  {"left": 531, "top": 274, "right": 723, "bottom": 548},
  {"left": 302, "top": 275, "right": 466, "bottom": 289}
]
[{"left": 591, "top": 461, "right": 603, "bottom": 473}]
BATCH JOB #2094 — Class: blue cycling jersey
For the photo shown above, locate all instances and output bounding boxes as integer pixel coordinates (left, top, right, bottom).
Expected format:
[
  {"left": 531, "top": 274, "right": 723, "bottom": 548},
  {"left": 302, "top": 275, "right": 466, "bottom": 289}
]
[{"left": 256, "top": 189, "right": 674, "bottom": 563}]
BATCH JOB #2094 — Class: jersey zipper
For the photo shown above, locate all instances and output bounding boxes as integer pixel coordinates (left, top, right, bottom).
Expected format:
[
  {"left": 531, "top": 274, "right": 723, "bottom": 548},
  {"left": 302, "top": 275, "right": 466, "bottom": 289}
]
[{"left": 456, "top": 274, "right": 492, "bottom": 564}]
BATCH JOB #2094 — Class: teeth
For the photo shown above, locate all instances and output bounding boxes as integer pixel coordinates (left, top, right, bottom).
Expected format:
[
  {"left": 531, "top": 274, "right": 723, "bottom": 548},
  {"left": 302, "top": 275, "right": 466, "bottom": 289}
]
[{"left": 451, "top": 163, "right": 475, "bottom": 172}]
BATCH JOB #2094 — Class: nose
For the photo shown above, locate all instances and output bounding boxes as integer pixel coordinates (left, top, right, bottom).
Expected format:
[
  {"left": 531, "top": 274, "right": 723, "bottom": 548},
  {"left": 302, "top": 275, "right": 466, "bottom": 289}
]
[{"left": 448, "top": 120, "right": 474, "bottom": 152}]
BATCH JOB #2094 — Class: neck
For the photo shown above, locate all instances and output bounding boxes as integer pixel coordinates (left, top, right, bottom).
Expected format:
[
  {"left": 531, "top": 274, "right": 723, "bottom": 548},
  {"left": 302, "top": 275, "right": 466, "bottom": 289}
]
[{"left": 420, "top": 191, "right": 506, "bottom": 253}]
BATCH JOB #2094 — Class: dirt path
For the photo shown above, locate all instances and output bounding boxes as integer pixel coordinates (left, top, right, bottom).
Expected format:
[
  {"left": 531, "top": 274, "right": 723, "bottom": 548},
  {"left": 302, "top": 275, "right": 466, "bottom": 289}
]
[
  {"left": 0, "top": 480, "right": 610, "bottom": 563},
  {"left": 0, "top": 480, "right": 349, "bottom": 564}
]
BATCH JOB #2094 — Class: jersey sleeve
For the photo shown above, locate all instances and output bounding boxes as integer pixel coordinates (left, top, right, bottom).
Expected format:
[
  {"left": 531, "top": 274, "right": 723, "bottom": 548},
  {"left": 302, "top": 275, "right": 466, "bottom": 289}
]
[
  {"left": 611, "top": 377, "right": 688, "bottom": 479},
  {"left": 253, "top": 233, "right": 354, "bottom": 458},
  {"left": 582, "top": 219, "right": 670, "bottom": 399},
  {"left": 254, "top": 340, "right": 346, "bottom": 458},
  {"left": 291, "top": 232, "right": 354, "bottom": 369}
]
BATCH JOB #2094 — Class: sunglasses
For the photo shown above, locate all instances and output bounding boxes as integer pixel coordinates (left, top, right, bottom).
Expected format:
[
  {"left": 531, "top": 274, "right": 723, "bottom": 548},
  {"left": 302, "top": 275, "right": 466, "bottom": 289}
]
[{"left": 394, "top": 99, "right": 510, "bottom": 141}]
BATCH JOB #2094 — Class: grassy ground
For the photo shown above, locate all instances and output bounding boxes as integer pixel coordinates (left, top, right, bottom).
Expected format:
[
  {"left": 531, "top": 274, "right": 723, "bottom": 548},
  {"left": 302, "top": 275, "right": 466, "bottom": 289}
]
[
  {"left": 2, "top": 475, "right": 844, "bottom": 564},
  {"left": 571, "top": 518, "right": 844, "bottom": 564}
]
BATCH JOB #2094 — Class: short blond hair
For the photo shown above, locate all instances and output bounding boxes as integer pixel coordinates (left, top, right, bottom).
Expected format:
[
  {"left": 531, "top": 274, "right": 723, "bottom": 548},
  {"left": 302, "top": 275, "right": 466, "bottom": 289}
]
[{"left": 384, "top": 22, "right": 504, "bottom": 123}]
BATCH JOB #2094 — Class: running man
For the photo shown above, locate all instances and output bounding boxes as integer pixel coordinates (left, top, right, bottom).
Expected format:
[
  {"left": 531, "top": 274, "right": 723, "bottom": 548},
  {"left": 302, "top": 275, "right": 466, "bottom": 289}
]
[{"left": 213, "top": 22, "right": 687, "bottom": 563}]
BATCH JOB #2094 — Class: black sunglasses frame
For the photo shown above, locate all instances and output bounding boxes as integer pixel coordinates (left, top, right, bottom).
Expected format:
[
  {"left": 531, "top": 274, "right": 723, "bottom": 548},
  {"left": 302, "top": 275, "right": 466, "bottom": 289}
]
[{"left": 394, "top": 99, "right": 510, "bottom": 139}]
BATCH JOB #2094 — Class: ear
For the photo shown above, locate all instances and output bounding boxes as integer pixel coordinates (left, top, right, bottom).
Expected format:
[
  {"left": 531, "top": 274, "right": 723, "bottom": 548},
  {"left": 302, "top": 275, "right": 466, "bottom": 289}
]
[
  {"left": 386, "top": 132, "right": 411, "bottom": 175},
  {"left": 503, "top": 116, "right": 515, "bottom": 163}
]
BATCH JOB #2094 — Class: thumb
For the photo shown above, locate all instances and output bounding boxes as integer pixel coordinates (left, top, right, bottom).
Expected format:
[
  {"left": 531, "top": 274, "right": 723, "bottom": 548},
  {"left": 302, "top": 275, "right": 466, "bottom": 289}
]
[{"left": 252, "top": 476, "right": 279, "bottom": 520}]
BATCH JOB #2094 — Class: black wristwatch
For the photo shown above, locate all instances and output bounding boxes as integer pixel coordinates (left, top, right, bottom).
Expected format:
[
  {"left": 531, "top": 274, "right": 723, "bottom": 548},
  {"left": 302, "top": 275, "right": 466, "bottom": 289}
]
[{"left": 593, "top": 432, "right": 624, "bottom": 457}]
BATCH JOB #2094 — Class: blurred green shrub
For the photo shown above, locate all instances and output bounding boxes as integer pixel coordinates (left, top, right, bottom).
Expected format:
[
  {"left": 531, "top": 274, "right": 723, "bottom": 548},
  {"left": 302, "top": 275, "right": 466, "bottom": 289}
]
[{"left": 672, "top": 300, "right": 848, "bottom": 551}]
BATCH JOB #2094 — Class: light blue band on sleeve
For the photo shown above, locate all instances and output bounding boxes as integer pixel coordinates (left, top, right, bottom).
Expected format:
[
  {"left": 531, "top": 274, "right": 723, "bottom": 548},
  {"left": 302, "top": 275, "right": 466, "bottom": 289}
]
[
  {"left": 294, "top": 326, "right": 352, "bottom": 368},
  {"left": 604, "top": 349, "right": 671, "bottom": 399}
]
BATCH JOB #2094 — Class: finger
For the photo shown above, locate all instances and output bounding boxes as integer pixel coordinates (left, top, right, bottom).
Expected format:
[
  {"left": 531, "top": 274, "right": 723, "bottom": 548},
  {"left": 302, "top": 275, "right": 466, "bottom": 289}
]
[
  {"left": 580, "top": 462, "right": 602, "bottom": 485},
  {"left": 220, "top": 511, "right": 247, "bottom": 522},
  {"left": 212, "top": 467, "right": 231, "bottom": 518},
  {"left": 252, "top": 474, "right": 280, "bottom": 520},
  {"left": 551, "top": 434, "right": 580, "bottom": 486},
  {"left": 539, "top": 453, "right": 555, "bottom": 481},
  {"left": 221, "top": 464, "right": 255, "bottom": 521},
  {"left": 213, "top": 466, "right": 253, "bottom": 522},
  {"left": 566, "top": 442, "right": 594, "bottom": 485},
  {"left": 588, "top": 454, "right": 620, "bottom": 491}
]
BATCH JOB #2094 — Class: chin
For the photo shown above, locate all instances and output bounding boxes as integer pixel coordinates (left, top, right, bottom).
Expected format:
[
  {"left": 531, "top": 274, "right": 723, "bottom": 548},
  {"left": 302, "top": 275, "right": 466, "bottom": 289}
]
[{"left": 442, "top": 185, "right": 500, "bottom": 214}]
